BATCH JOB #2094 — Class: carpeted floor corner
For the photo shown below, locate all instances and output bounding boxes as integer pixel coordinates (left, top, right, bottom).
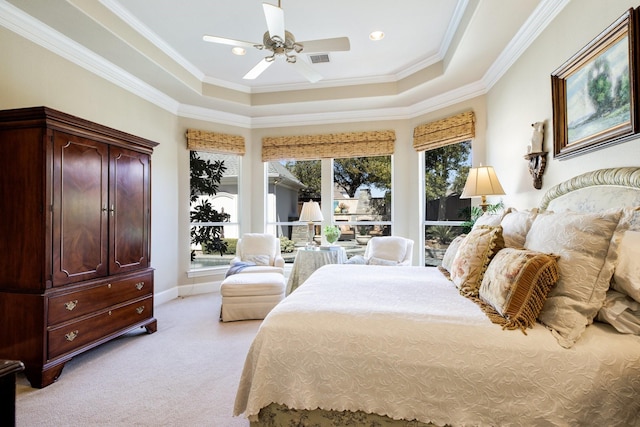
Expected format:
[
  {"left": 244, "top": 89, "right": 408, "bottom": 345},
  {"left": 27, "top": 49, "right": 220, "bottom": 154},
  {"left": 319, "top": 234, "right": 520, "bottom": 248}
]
[{"left": 15, "top": 292, "right": 260, "bottom": 426}]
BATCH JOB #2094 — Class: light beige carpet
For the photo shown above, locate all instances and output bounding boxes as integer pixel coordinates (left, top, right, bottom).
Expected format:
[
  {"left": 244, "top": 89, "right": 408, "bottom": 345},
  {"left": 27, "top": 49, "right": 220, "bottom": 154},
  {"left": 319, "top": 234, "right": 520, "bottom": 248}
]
[{"left": 15, "top": 292, "right": 260, "bottom": 426}]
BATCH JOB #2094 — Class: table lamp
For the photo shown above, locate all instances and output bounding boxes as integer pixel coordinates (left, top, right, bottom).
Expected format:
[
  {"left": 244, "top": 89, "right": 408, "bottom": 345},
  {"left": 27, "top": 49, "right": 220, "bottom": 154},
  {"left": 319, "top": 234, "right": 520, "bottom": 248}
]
[
  {"left": 299, "top": 200, "right": 324, "bottom": 247},
  {"left": 460, "top": 166, "right": 505, "bottom": 212}
]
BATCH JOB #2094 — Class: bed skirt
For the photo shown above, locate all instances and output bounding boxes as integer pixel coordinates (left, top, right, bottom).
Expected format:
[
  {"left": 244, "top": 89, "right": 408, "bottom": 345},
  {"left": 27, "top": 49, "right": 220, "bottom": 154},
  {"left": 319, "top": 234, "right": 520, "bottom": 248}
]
[{"left": 251, "top": 403, "right": 445, "bottom": 427}]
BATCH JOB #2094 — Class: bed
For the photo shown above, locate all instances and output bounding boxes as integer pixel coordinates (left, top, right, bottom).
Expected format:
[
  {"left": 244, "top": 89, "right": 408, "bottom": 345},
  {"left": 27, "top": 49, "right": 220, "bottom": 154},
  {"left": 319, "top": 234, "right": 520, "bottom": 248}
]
[{"left": 234, "top": 167, "right": 640, "bottom": 427}]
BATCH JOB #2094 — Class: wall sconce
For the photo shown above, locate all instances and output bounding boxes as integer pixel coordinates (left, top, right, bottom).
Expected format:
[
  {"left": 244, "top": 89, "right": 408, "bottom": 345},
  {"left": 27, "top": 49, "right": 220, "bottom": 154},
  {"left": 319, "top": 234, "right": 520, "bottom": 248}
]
[
  {"left": 523, "top": 121, "right": 548, "bottom": 189},
  {"left": 299, "top": 200, "right": 323, "bottom": 247},
  {"left": 461, "top": 166, "right": 506, "bottom": 212}
]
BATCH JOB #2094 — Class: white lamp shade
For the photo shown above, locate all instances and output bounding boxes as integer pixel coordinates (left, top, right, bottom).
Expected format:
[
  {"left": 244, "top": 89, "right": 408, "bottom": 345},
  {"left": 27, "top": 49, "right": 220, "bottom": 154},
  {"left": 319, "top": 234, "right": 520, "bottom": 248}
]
[
  {"left": 461, "top": 166, "right": 505, "bottom": 198},
  {"left": 299, "top": 200, "right": 324, "bottom": 222}
]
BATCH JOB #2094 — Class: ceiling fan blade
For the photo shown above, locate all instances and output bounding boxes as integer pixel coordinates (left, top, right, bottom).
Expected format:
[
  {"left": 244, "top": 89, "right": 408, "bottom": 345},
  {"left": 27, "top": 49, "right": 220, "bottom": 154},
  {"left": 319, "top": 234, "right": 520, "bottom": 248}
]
[
  {"left": 203, "top": 35, "right": 258, "bottom": 49},
  {"left": 290, "top": 58, "right": 322, "bottom": 83},
  {"left": 298, "top": 37, "right": 350, "bottom": 53},
  {"left": 243, "top": 59, "right": 273, "bottom": 80},
  {"left": 263, "top": 3, "right": 285, "bottom": 40}
]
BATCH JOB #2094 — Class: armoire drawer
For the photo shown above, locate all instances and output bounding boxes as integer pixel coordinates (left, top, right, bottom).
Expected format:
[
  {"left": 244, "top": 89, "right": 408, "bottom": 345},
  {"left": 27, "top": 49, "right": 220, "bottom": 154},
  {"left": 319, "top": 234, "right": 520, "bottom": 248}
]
[
  {"left": 47, "top": 295, "right": 153, "bottom": 360},
  {"left": 48, "top": 271, "right": 153, "bottom": 325}
]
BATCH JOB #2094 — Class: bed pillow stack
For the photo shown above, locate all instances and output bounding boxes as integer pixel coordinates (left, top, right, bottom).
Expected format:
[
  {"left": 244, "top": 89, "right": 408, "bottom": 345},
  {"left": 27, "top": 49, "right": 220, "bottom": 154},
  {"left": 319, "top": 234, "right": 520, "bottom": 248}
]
[{"left": 524, "top": 208, "right": 628, "bottom": 348}]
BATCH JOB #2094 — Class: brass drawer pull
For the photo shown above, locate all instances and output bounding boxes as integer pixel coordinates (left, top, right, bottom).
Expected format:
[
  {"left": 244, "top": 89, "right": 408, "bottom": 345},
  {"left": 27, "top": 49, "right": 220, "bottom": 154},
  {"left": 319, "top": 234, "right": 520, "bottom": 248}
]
[
  {"left": 64, "top": 300, "right": 78, "bottom": 311},
  {"left": 135, "top": 281, "right": 144, "bottom": 290},
  {"left": 65, "top": 330, "right": 79, "bottom": 342},
  {"left": 136, "top": 306, "right": 145, "bottom": 315}
]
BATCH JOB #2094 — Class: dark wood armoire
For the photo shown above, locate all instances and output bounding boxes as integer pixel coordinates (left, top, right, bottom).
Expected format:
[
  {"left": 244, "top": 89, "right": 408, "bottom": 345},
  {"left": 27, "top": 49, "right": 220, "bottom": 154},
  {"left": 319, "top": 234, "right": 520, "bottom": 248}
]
[{"left": 0, "top": 107, "right": 158, "bottom": 388}]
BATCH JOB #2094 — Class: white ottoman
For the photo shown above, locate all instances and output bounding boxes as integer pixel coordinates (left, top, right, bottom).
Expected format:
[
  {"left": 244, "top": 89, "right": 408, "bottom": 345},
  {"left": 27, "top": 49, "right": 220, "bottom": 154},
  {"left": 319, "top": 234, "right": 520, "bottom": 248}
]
[{"left": 220, "top": 273, "right": 285, "bottom": 322}]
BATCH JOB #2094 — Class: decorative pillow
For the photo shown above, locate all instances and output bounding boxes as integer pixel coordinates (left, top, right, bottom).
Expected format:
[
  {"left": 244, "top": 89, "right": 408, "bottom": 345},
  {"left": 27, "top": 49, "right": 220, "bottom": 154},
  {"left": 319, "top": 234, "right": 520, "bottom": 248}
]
[
  {"left": 524, "top": 209, "right": 625, "bottom": 348},
  {"left": 500, "top": 208, "right": 538, "bottom": 249},
  {"left": 440, "top": 234, "right": 466, "bottom": 273},
  {"left": 611, "top": 230, "right": 640, "bottom": 303},
  {"left": 478, "top": 248, "right": 559, "bottom": 331},
  {"left": 472, "top": 208, "right": 511, "bottom": 229},
  {"left": 596, "top": 290, "right": 640, "bottom": 335},
  {"left": 367, "top": 256, "right": 398, "bottom": 266},
  {"left": 450, "top": 225, "right": 504, "bottom": 297},
  {"left": 245, "top": 254, "right": 271, "bottom": 266}
]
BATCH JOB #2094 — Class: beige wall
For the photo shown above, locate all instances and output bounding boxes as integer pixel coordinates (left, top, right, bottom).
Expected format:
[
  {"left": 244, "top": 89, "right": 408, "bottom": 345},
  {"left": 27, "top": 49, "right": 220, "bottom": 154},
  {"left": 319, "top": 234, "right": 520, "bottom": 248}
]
[
  {"left": 0, "top": 27, "right": 180, "bottom": 301},
  {"left": 486, "top": 0, "right": 640, "bottom": 209}
]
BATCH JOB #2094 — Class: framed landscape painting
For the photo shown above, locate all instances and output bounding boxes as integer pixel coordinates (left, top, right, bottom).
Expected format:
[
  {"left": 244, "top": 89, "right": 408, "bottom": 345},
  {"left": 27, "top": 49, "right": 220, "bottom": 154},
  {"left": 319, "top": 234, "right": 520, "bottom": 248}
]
[{"left": 551, "top": 8, "right": 639, "bottom": 159}]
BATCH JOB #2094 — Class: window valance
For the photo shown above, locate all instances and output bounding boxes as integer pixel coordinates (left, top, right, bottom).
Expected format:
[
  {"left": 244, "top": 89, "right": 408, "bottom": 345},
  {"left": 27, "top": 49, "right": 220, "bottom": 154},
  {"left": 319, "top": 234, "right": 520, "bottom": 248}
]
[
  {"left": 262, "top": 130, "right": 396, "bottom": 162},
  {"left": 186, "top": 129, "right": 245, "bottom": 155},
  {"left": 413, "top": 111, "right": 475, "bottom": 152}
]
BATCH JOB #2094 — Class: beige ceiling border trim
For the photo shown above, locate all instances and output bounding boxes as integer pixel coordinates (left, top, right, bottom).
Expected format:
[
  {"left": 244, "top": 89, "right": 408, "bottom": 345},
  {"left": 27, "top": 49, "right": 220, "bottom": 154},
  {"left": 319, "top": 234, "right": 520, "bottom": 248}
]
[
  {"left": 186, "top": 129, "right": 245, "bottom": 155},
  {"left": 262, "top": 130, "right": 396, "bottom": 161}
]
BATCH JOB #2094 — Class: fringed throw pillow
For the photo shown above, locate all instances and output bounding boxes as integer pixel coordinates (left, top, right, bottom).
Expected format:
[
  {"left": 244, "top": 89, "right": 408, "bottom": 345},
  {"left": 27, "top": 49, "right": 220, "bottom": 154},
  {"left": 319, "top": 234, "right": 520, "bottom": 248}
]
[
  {"left": 450, "top": 225, "right": 504, "bottom": 297},
  {"left": 478, "top": 248, "right": 559, "bottom": 332}
]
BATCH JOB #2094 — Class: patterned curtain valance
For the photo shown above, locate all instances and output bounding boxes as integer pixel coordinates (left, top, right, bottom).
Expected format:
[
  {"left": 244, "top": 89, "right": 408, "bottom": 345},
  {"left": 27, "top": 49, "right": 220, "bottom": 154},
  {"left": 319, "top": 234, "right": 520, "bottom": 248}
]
[
  {"left": 413, "top": 111, "right": 475, "bottom": 152},
  {"left": 186, "top": 129, "right": 245, "bottom": 155},
  {"left": 262, "top": 130, "right": 396, "bottom": 162}
]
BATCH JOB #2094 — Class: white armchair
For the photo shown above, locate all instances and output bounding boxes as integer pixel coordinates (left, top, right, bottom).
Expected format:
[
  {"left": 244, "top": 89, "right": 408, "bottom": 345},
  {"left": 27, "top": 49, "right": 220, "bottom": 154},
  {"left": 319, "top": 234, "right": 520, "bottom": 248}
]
[
  {"left": 228, "top": 233, "right": 285, "bottom": 275},
  {"left": 363, "top": 236, "right": 414, "bottom": 266}
]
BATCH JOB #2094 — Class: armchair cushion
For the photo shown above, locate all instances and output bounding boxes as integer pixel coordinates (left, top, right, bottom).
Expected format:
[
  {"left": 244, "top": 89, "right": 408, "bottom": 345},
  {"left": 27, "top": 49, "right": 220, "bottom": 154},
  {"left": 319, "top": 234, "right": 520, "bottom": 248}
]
[{"left": 230, "top": 233, "right": 284, "bottom": 275}]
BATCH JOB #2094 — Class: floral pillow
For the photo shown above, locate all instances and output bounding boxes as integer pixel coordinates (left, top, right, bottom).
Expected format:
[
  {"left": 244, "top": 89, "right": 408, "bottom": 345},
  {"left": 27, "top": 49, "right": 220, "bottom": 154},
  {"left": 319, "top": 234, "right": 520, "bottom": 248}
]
[
  {"left": 524, "top": 209, "right": 625, "bottom": 348},
  {"left": 450, "top": 225, "right": 504, "bottom": 297},
  {"left": 479, "top": 248, "right": 559, "bottom": 330}
]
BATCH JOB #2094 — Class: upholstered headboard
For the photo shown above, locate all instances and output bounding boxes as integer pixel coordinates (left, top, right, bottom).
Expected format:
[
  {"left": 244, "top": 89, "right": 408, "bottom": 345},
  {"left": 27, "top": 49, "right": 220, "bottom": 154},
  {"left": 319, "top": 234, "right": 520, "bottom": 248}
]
[{"left": 539, "top": 167, "right": 640, "bottom": 213}]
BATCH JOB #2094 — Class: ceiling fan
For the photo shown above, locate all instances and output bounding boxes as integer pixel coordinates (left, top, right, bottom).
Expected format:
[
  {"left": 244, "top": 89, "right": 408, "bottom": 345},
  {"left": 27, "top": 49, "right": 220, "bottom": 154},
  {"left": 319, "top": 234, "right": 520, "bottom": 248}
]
[{"left": 202, "top": 1, "right": 350, "bottom": 83}]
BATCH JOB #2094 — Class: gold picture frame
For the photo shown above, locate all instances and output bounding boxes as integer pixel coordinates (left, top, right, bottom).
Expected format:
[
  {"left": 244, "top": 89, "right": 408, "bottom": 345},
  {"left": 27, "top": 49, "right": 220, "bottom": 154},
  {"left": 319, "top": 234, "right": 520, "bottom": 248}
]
[{"left": 551, "top": 8, "right": 639, "bottom": 159}]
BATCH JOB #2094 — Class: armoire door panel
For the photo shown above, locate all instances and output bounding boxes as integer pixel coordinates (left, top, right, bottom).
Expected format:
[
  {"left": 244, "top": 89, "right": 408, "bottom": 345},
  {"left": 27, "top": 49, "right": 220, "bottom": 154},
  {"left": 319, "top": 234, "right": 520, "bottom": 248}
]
[
  {"left": 109, "top": 147, "right": 150, "bottom": 274},
  {"left": 52, "top": 132, "right": 109, "bottom": 286}
]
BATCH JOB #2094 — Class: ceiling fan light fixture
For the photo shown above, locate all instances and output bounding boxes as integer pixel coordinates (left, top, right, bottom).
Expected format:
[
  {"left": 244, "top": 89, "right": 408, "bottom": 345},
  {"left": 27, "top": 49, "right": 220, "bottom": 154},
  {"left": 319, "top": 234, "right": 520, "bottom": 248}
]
[
  {"left": 369, "top": 30, "right": 385, "bottom": 41},
  {"left": 231, "top": 47, "right": 246, "bottom": 56}
]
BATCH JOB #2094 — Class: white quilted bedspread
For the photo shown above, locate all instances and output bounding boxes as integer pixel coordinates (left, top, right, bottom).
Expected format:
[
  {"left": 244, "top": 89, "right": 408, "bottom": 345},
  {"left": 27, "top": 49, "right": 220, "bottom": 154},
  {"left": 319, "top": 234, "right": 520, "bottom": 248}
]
[{"left": 234, "top": 264, "right": 640, "bottom": 426}]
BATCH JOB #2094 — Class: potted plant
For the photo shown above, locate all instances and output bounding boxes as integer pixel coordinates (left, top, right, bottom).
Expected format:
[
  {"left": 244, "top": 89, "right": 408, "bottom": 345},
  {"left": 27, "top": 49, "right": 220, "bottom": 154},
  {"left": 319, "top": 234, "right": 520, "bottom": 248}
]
[
  {"left": 323, "top": 225, "right": 341, "bottom": 245},
  {"left": 355, "top": 225, "right": 372, "bottom": 245}
]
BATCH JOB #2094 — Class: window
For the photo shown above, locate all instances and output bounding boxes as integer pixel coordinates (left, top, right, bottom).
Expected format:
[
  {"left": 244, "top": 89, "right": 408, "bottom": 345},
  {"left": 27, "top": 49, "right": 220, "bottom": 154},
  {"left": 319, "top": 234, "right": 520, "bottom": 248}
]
[
  {"left": 190, "top": 151, "right": 240, "bottom": 270},
  {"left": 266, "top": 155, "right": 393, "bottom": 262},
  {"left": 333, "top": 155, "right": 392, "bottom": 250},
  {"left": 422, "top": 141, "right": 471, "bottom": 266}
]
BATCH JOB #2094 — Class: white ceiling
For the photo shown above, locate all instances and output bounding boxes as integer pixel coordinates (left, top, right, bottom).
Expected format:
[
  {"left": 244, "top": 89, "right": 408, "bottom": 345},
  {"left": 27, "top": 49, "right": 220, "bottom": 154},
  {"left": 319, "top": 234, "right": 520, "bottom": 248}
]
[{"left": 1, "top": 0, "right": 568, "bottom": 127}]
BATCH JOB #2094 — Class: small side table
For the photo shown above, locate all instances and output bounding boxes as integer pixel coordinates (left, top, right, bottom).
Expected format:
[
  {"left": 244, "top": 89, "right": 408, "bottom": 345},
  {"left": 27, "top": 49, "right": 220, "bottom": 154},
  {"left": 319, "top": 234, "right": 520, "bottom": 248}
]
[
  {"left": 0, "top": 360, "right": 24, "bottom": 427},
  {"left": 286, "top": 247, "right": 347, "bottom": 295}
]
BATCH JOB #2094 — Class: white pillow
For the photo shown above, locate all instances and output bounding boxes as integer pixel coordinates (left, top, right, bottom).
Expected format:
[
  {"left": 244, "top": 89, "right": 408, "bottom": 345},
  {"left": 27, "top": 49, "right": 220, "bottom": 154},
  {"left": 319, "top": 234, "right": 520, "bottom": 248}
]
[
  {"left": 245, "top": 254, "right": 271, "bottom": 266},
  {"left": 440, "top": 234, "right": 466, "bottom": 272},
  {"left": 500, "top": 208, "right": 538, "bottom": 249},
  {"left": 367, "top": 256, "right": 399, "bottom": 266},
  {"left": 597, "top": 290, "right": 640, "bottom": 335},
  {"left": 473, "top": 208, "right": 511, "bottom": 229},
  {"left": 524, "top": 209, "right": 624, "bottom": 348},
  {"left": 611, "top": 230, "right": 640, "bottom": 303}
]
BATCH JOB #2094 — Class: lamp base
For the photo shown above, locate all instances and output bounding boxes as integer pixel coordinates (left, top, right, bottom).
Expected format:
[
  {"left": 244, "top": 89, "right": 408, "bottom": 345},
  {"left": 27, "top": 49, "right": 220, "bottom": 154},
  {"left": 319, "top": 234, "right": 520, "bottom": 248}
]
[{"left": 306, "top": 222, "right": 317, "bottom": 247}]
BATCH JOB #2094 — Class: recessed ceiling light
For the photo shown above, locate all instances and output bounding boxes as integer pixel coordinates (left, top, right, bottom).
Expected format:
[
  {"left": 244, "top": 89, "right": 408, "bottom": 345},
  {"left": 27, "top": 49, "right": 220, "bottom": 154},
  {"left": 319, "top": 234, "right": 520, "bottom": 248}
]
[
  {"left": 369, "top": 31, "right": 385, "bottom": 41},
  {"left": 232, "top": 47, "right": 246, "bottom": 55}
]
